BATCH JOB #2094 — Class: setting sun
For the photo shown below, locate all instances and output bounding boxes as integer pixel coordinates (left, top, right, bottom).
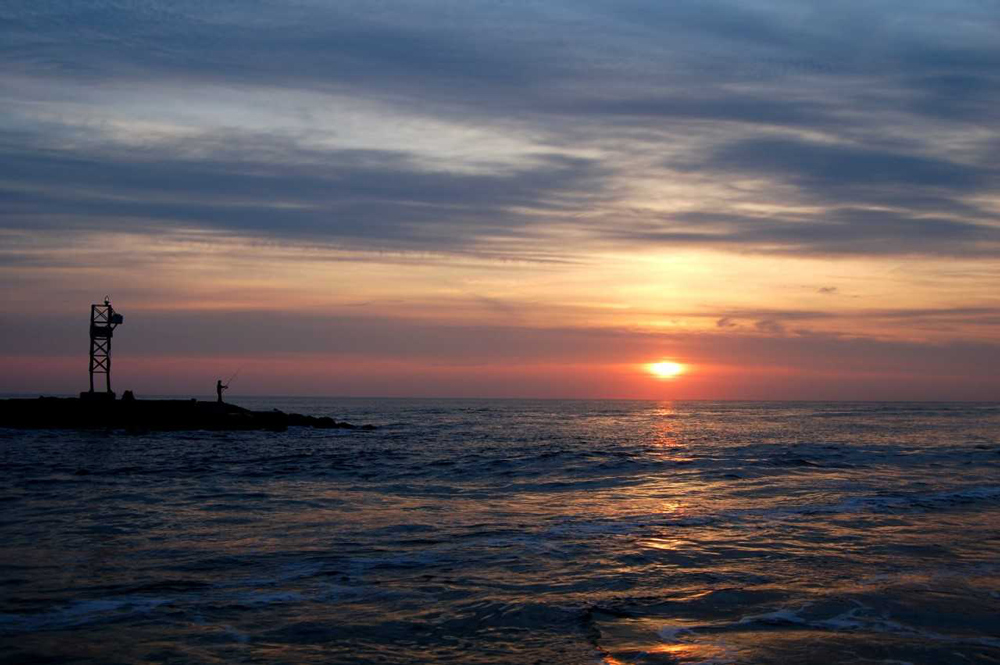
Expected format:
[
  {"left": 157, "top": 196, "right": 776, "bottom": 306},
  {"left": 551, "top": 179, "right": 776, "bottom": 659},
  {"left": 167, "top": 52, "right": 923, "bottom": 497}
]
[{"left": 648, "top": 361, "right": 686, "bottom": 379}]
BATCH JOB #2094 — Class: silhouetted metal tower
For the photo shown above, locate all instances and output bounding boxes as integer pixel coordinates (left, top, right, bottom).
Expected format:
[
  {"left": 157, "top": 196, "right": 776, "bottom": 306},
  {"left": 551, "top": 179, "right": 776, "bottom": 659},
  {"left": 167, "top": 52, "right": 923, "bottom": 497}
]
[{"left": 88, "top": 297, "right": 124, "bottom": 394}]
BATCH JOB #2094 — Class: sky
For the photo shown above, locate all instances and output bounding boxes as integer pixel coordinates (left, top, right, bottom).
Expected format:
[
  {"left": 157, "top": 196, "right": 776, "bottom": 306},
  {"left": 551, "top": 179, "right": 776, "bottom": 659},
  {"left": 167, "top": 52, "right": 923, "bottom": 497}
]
[{"left": 1, "top": 0, "right": 999, "bottom": 400}]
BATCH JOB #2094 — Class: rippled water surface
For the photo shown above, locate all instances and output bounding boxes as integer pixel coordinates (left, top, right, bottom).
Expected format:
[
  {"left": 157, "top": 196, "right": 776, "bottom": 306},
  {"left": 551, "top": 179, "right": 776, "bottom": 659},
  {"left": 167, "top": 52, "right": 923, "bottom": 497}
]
[{"left": 1, "top": 399, "right": 998, "bottom": 664}]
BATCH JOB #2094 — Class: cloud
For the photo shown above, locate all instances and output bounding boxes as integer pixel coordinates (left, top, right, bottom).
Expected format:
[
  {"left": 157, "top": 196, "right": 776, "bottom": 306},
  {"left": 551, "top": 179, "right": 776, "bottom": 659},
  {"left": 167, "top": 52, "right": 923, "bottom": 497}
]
[
  {"left": 906, "top": 72, "right": 1000, "bottom": 121},
  {"left": 707, "top": 136, "right": 992, "bottom": 194},
  {"left": 699, "top": 306, "right": 1000, "bottom": 335},
  {"left": 0, "top": 130, "right": 607, "bottom": 255},
  {"left": 571, "top": 94, "right": 840, "bottom": 130},
  {"left": 754, "top": 318, "right": 785, "bottom": 334},
  {"left": 0, "top": 1, "right": 571, "bottom": 111},
  {"left": 3, "top": 0, "right": 1000, "bottom": 261},
  {"left": 598, "top": 207, "right": 1000, "bottom": 257}
]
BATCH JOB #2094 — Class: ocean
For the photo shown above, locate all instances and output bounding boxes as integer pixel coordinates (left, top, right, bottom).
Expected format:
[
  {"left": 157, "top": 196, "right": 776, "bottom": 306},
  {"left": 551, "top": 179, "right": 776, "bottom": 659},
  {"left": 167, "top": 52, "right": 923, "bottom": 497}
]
[{"left": 1, "top": 399, "right": 998, "bottom": 664}]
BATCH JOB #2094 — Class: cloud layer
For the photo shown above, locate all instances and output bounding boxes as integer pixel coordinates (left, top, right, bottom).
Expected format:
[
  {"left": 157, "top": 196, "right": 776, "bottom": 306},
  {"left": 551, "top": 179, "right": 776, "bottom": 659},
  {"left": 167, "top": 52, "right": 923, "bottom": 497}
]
[{"left": 3, "top": 0, "right": 999, "bottom": 258}]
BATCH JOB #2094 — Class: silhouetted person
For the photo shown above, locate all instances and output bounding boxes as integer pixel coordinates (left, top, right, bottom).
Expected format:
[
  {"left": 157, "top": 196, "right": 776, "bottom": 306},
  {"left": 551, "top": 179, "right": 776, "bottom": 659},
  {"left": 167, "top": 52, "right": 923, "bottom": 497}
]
[{"left": 216, "top": 380, "right": 228, "bottom": 403}]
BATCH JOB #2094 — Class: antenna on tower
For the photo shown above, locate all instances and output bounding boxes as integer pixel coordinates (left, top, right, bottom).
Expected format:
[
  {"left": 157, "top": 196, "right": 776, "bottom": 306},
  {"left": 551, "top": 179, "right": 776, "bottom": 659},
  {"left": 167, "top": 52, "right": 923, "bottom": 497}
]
[{"left": 86, "top": 297, "right": 124, "bottom": 399}]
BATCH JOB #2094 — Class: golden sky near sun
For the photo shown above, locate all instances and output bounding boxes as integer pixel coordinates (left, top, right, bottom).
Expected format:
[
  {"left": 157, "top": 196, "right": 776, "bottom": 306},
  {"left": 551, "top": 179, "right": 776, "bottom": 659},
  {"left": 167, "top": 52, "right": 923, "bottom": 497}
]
[
  {"left": 4, "top": 223, "right": 998, "bottom": 399},
  {"left": 9, "top": 229, "right": 992, "bottom": 345}
]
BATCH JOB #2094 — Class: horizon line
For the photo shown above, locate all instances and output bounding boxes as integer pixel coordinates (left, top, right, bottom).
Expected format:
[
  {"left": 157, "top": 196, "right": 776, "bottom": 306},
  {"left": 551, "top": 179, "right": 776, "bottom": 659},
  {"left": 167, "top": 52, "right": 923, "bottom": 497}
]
[{"left": 2, "top": 393, "right": 996, "bottom": 405}]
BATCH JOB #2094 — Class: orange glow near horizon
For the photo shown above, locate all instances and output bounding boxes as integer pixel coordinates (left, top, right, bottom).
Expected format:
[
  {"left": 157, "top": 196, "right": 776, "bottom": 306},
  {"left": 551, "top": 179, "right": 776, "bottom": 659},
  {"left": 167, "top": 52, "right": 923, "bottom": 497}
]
[
  {"left": 647, "top": 361, "right": 686, "bottom": 379},
  {"left": 3, "top": 232, "right": 998, "bottom": 400}
]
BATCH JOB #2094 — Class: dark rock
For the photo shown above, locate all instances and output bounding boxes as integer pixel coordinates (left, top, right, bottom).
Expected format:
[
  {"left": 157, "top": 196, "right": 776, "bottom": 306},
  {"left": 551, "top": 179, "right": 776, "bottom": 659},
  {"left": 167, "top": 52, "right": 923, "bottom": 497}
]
[{"left": 0, "top": 397, "right": 376, "bottom": 433}]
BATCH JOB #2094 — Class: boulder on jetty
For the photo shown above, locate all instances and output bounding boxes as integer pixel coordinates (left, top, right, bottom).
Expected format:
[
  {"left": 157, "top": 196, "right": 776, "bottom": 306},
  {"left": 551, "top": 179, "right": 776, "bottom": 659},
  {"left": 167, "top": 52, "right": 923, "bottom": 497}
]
[{"left": 0, "top": 396, "right": 373, "bottom": 433}]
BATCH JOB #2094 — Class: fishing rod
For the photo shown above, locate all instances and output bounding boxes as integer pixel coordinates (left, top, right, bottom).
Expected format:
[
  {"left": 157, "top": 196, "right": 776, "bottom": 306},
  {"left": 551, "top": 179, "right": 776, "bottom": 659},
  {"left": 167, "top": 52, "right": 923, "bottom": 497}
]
[{"left": 224, "top": 366, "right": 243, "bottom": 386}]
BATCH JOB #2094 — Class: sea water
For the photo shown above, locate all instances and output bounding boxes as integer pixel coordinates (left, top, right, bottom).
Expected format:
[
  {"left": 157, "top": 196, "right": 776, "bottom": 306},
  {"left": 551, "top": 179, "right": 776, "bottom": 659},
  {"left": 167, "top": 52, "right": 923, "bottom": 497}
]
[{"left": 1, "top": 399, "right": 998, "bottom": 663}]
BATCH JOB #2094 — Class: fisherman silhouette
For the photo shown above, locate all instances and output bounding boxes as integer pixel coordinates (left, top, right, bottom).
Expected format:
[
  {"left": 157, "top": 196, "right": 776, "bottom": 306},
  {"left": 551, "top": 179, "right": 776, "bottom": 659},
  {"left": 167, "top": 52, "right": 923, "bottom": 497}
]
[{"left": 216, "top": 379, "right": 228, "bottom": 403}]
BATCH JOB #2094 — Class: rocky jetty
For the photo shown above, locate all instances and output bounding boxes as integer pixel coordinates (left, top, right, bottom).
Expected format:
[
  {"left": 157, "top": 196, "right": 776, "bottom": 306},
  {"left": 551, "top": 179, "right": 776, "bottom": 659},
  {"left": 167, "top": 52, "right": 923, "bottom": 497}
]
[{"left": 0, "top": 396, "right": 373, "bottom": 432}]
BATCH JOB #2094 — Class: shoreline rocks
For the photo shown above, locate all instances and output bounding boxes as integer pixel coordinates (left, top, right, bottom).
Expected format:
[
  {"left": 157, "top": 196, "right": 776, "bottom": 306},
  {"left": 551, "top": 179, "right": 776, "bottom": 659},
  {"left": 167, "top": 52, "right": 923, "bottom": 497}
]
[{"left": 0, "top": 396, "right": 374, "bottom": 432}]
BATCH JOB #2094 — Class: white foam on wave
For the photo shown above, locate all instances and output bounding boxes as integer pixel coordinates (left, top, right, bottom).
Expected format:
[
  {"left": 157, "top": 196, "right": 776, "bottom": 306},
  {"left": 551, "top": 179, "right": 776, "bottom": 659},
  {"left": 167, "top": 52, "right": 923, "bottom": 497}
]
[
  {"left": 735, "top": 603, "right": 1000, "bottom": 649},
  {"left": 658, "top": 623, "right": 695, "bottom": 641},
  {"left": 814, "top": 607, "right": 865, "bottom": 630},
  {"left": 823, "top": 612, "right": 1000, "bottom": 649},
  {"left": 737, "top": 607, "right": 807, "bottom": 626}
]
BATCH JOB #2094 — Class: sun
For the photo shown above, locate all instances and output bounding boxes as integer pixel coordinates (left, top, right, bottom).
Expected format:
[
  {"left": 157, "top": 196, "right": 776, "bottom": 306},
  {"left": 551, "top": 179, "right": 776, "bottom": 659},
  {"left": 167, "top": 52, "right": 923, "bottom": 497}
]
[{"left": 647, "top": 361, "right": 685, "bottom": 379}]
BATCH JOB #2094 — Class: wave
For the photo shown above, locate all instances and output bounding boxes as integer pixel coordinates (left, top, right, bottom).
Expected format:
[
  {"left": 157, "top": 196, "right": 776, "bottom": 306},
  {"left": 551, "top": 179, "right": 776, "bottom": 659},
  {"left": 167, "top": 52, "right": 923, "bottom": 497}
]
[{"left": 0, "top": 597, "right": 169, "bottom": 635}]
